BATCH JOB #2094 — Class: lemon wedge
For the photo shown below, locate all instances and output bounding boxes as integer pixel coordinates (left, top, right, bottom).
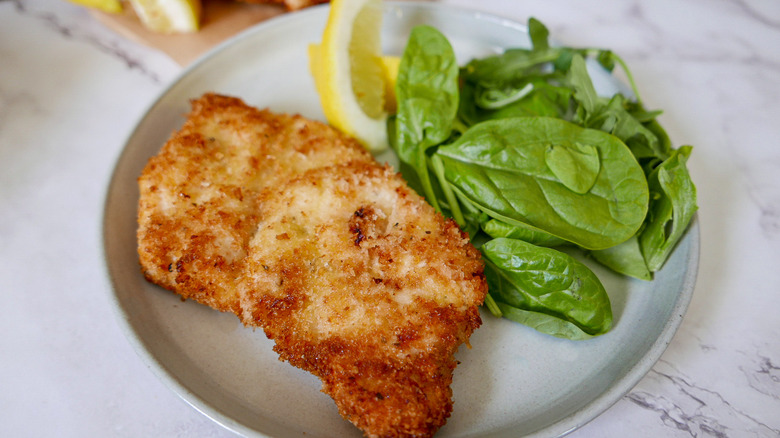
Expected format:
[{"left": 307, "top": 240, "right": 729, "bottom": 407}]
[
  {"left": 66, "top": 0, "right": 122, "bottom": 14},
  {"left": 128, "top": 0, "right": 201, "bottom": 34},
  {"left": 309, "top": 0, "right": 389, "bottom": 152}
]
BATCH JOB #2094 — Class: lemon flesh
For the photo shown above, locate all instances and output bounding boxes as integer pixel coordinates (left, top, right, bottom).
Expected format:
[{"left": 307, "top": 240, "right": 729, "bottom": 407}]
[
  {"left": 310, "top": 0, "right": 389, "bottom": 152},
  {"left": 129, "top": 0, "right": 201, "bottom": 34},
  {"left": 349, "top": 2, "right": 384, "bottom": 119},
  {"left": 311, "top": 47, "right": 399, "bottom": 114}
]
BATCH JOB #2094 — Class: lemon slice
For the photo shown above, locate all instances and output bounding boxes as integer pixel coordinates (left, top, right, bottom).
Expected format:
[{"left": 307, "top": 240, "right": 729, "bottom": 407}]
[
  {"left": 129, "top": 0, "right": 201, "bottom": 34},
  {"left": 66, "top": 0, "right": 122, "bottom": 14},
  {"left": 309, "top": 0, "right": 388, "bottom": 152}
]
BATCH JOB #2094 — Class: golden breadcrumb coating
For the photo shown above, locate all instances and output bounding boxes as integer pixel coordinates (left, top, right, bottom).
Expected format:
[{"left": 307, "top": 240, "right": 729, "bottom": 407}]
[{"left": 137, "top": 93, "right": 487, "bottom": 438}]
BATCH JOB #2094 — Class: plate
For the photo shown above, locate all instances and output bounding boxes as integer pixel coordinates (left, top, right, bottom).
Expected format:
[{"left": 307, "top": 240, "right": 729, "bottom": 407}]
[{"left": 103, "top": 3, "right": 700, "bottom": 437}]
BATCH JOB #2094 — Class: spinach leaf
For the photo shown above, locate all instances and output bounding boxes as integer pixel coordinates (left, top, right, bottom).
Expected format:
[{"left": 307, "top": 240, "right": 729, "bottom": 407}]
[
  {"left": 563, "top": 55, "right": 667, "bottom": 162},
  {"left": 475, "top": 82, "right": 535, "bottom": 110},
  {"left": 567, "top": 54, "right": 601, "bottom": 122},
  {"left": 552, "top": 47, "right": 579, "bottom": 72},
  {"left": 482, "top": 218, "right": 567, "bottom": 247},
  {"left": 640, "top": 146, "right": 698, "bottom": 271},
  {"left": 544, "top": 141, "right": 600, "bottom": 194},
  {"left": 595, "top": 49, "right": 617, "bottom": 72},
  {"left": 394, "top": 25, "right": 460, "bottom": 208},
  {"left": 436, "top": 117, "right": 649, "bottom": 250},
  {"left": 457, "top": 80, "right": 482, "bottom": 126},
  {"left": 625, "top": 101, "right": 663, "bottom": 122},
  {"left": 591, "top": 94, "right": 670, "bottom": 160},
  {"left": 640, "top": 117, "right": 674, "bottom": 160},
  {"left": 493, "top": 80, "right": 573, "bottom": 118},
  {"left": 494, "top": 301, "right": 597, "bottom": 340},
  {"left": 482, "top": 238, "right": 613, "bottom": 337},
  {"left": 591, "top": 235, "right": 652, "bottom": 280},
  {"left": 528, "top": 17, "right": 550, "bottom": 52},
  {"left": 459, "top": 79, "right": 572, "bottom": 124},
  {"left": 462, "top": 48, "right": 559, "bottom": 87}
]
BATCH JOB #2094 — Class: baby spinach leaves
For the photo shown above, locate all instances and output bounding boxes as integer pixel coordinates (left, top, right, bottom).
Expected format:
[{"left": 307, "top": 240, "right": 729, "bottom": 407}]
[
  {"left": 436, "top": 117, "right": 648, "bottom": 250},
  {"left": 483, "top": 238, "right": 613, "bottom": 337},
  {"left": 591, "top": 236, "right": 652, "bottom": 281},
  {"left": 640, "top": 146, "right": 697, "bottom": 271},
  {"left": 392, "top": 19, "right": 697, "bottom": 340}
]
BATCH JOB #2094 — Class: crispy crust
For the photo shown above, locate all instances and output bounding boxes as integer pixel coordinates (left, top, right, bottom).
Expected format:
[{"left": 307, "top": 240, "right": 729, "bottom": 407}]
[{"left": 137, "top": 93, "right": 487, "bottom": 437}]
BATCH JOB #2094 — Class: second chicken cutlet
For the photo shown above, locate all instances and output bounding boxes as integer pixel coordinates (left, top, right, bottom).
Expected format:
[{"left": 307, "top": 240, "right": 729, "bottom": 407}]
[{"left": 137, "top": 93, "right": 487, "bottom": 437}]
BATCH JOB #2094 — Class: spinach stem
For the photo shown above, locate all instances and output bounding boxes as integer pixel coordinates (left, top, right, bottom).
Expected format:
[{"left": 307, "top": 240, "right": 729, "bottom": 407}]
[
  {"left": 613, "top": 54, "right": 643, "bottom": 106},
  {"left": 484, "top": 293, "right": 503, "bottom": 317},
  {"left": 586, "top": 49, "right": 643, "bottom": 106},
  {"left": 585, "top": 49, "right": 642, "bottom": 106},
  {"left": 417, "top": 149, "right": 441, "bottom": 213},
  {"left": 431, "top": 154, "right": 466, "bottom": 227}
]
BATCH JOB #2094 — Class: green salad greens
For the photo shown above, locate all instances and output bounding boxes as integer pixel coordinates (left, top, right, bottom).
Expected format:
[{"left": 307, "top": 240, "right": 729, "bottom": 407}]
[{"left": 389, "top": 19, "right": 698, "bottom": 340}]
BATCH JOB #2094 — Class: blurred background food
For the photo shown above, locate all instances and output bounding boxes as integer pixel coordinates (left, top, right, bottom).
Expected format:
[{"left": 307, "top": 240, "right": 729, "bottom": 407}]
[
  {"left": 74, "top": 0, "right": 330, "bottom": 64},
  {"left": 67, "top": 0, "right": 328, "bottom": 34}
]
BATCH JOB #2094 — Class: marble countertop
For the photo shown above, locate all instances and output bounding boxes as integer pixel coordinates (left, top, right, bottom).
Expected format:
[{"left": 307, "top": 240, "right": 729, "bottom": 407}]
[{"left": 2, "top": 0, "right": 779, "bottom": 436}]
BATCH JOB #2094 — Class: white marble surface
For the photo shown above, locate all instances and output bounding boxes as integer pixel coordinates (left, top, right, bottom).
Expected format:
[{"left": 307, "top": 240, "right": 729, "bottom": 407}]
[{"left": 1, "top": 0, "right": 779, "bottom": 436}]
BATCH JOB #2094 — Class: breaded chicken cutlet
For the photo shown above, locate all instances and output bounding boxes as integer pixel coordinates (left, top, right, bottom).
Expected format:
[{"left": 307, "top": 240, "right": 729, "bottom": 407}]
[{"left": 137, "top": 93, "right": 487, "bottom": 438}]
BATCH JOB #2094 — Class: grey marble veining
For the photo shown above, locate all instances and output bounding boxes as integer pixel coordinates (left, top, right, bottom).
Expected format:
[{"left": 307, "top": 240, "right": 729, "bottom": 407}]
[
  {"left": 2, "top": 0, "right": 175, "bottom": 83},
  {"left": 630, "top": 360, "right": 779, "bottom": 437}
]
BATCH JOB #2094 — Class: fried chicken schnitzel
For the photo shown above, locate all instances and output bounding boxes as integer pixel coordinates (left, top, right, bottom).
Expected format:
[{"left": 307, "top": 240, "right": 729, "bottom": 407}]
[{"left": 137, "top": 93, "right": 487, "bottom": 437}]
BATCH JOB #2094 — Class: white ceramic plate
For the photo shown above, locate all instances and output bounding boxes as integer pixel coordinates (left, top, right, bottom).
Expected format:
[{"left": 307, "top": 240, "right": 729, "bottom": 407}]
[{"left": 103, "top": 3, "right": 700, "bottom": 437}]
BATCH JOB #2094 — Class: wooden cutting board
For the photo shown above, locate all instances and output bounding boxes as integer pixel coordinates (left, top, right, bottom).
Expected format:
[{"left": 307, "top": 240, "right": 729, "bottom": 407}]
[{"left": 91, "top": 0, "right": 290, "bottom": 65}]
